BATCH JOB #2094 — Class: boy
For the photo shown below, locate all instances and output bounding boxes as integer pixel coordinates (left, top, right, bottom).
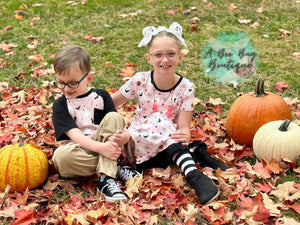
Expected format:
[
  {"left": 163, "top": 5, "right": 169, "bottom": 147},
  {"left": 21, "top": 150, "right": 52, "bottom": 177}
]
[{"left": 52, "top": 45, "right": 139, "bottom": 202}]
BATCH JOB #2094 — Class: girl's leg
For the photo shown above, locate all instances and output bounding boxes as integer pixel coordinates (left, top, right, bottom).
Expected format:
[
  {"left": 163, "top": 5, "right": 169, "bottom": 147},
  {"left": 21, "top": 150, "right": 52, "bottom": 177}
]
[
  {"left": 189, "top": 141, "right": 229, "bottom": 171},
  {"left": 169, "top": 144, "right": 220, "bottom": 205}
]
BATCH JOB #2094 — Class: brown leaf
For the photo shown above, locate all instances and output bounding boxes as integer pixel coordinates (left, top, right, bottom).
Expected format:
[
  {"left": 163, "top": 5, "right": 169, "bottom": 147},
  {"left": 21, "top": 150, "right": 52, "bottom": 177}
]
[
  {"left": 85, "top": 207, "right": 109, "bottom": 223},
  {"left": 270, "top": 181, "right": 299, "bottom": 201},
  {"left": 218, "top": 177, "right": 235, "bottom": 197},
  {"left": 264, "top": 158, "right": 283, "bottom": 174}
]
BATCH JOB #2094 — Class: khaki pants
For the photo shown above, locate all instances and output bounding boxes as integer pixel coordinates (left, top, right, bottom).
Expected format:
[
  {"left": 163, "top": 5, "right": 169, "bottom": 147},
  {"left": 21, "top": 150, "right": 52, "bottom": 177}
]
[{"left": 53, "top": 112, "right": 126, "bottom": 179}]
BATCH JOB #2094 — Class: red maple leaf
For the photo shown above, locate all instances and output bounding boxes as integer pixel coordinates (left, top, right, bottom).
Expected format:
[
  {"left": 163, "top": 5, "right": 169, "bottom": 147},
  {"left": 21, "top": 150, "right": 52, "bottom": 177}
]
[
  {"left": 253, "top": 160, "right": 271, "bottom": 179},
  {"left": 255, "top": 182, "right": 273, "bottom": 193},
  {"left": 11, "top": 188, "right": 29, "bottom": 206},
  {"left": 253, "top": 192, "right": 270, "bottom": 223},
  {"left": 287, "top": 203, "right": 300, "bottom": 214},
  {"left": 274, "top": 82, "right": 290, "bottom": 92},
  {"left": 11, "top": 209, "right": 36, "bottom": 225}
]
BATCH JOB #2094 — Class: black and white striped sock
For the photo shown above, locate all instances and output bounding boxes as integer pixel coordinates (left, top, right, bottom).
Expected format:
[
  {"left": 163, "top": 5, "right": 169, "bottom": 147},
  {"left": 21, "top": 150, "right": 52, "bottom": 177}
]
[{"left": 174, "top": 151, "right": 198, "bottom": 176}]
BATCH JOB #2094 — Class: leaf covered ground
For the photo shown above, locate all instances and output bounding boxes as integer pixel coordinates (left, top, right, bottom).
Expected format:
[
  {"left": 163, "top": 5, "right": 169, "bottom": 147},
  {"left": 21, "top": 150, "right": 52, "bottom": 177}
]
[
  {"left": 0, "top": 82, "right": 299, "bottom": 224},
  {"left": 0, "top": 0, "right": 300, "bottom": 224}
]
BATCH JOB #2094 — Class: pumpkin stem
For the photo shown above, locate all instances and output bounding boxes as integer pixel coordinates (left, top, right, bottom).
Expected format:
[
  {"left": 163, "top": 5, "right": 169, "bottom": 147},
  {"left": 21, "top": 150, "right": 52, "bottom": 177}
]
[
  {"left": 254, "top": 76, "right": 267, "bottom": 97},
  {"left": 279, "top": 119, "right": 291, "bottom": 132},
  {"left": 19, "top": 135, "right": 23, "bottom": 147}
]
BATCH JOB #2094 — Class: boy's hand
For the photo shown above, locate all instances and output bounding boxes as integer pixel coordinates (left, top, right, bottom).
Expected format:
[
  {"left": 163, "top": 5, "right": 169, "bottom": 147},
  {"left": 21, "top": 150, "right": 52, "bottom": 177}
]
[
  {"left": 99, "top": 141, "right": 122, "bottom": 161},
  {"left": 109, "top": 130, "right": 131, "bottom": 147},
  {"left": 171, "top": 130, "right": 190, "bottom": 146}
]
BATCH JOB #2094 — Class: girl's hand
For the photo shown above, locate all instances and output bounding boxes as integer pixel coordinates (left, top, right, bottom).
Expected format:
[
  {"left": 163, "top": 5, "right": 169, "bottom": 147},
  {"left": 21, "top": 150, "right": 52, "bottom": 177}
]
[
  {"left": 109, "top": 130, "right": 131, "bottom": 147},
  {"left": 171, "top": 130, "right": 190, "bottom": 146}
]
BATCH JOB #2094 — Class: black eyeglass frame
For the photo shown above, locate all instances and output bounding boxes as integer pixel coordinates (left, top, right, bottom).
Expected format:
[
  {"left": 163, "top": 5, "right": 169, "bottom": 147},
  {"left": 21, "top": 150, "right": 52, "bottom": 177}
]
[{"left": 53, "top": 72, "right": 89, "bottom": 89}]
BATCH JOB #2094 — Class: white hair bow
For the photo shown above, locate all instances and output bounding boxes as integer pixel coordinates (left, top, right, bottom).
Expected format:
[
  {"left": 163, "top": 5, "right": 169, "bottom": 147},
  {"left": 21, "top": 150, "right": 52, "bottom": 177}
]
[{"left": 138, "top": 22, "right": 187, "bottom": 48}]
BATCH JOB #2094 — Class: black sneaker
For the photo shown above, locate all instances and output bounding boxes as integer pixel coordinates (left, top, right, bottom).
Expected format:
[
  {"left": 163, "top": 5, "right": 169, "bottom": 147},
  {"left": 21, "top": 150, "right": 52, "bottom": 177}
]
[
  {"left": 186, "top": 169, "right": 220, "bottom": 205},
  {"left": 116, "top": 163, "right": 141, "bottom": 184},
  {"left": 97, "top": 176, "right": 127, "bottom": 202}
]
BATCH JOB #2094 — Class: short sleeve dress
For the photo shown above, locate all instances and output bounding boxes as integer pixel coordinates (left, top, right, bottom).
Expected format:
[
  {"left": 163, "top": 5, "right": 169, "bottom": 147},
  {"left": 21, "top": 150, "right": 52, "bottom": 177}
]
[{"left": 119, "top": 71, "right": 195, "bottom": 164}]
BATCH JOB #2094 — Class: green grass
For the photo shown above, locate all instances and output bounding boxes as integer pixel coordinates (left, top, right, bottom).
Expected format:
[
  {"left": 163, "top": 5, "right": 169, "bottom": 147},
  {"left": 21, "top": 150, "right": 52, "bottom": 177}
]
[{"left": 0, "top": 0, "right": 299, "bottom": 115}]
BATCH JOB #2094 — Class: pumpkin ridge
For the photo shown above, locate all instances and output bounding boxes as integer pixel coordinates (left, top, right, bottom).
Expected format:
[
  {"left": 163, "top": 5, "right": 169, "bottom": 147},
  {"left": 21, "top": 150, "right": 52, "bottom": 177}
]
[
  {"left": 5, "top": 146, "right": 14, "bottom": 190},
  {"left": 23, "top": 145, "right": 30, "bottom": 192}
]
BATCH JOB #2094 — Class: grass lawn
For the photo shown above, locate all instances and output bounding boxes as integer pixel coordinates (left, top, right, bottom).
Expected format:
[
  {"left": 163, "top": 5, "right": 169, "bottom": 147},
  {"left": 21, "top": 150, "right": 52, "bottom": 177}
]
[{"left": 0, "top": 0, "right": 299, "bottom": 224}]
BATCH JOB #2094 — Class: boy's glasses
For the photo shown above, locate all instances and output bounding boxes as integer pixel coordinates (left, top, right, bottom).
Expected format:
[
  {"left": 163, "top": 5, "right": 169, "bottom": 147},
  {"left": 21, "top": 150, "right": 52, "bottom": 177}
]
[
  {"left": 150, "top": 51, "right": 179, "bottom": 60},
  {"left": 53, "top": 72, "right": 89, "bottom": 89}
]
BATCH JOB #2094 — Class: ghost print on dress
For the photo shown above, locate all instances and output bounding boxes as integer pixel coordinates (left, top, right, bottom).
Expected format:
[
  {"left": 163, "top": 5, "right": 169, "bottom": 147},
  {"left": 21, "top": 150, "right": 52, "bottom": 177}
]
[{"left": 119, "top": 71, "right": 195, "bottom": 164}]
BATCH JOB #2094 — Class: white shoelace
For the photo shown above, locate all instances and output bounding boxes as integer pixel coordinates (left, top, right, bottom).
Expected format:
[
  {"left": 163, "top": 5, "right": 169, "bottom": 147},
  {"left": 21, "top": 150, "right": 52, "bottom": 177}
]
[
  {"left": 102, "top": 179, "right": 122, "bottom": 194},
  {"left": 118, "top": 167, "right": 132, "bottom": 181}
]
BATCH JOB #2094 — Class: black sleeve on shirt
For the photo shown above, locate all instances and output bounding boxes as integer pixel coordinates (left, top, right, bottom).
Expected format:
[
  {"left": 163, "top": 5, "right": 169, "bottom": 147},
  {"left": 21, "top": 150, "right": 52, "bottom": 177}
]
[
  {"left": 52, "top": 96, "right": 78, "bottom": 141},
  {"left": 52, "top": 89, "right": 117, "bottom": 141},
  {"left": 93, "top": 89, "right": 117, "bottom": 124}
]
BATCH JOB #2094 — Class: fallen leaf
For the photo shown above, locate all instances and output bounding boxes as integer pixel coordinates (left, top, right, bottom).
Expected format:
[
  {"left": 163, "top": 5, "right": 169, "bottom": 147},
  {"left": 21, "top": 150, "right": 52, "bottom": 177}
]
[
  {"left": 14, "top": 14, "right": 23, "bottom": 20},
  {"left": 292, "top": 52, "right": 300, "bottom": 59},
  {"left": 256, "top": 6, "right": 265, "bottom": 13},
  {"left": 287, "top": 203, "right": 300, "bottom": 214},
  {"left": 278, "top": 29, "right": 291, "bottom": 38},
  {"left": 275, "top": 82, "right": 290, "bottom": 92},
  {"left": 253, "top": 160, "right": 271, "bottom": 179},
  {"left": 11, "top": 209, "right": 36, "bottom": 225},
  {"left": 206, "top": 2, "right": 213, "bottom": 7},
  {"left": 229, "top": 3, "right": 237, "bottom": 11},
  {"left": 118, "top": 66, "right": 135, "bottom": 77},
  {"left": 255, "top": 182, "right": 273, "bottom": 193},
  {"left": 264, "top": 158, "right": 283, "bottom": 174},
  {"left": 4, "top": 25, "right": 12, "bottom": 31},
  {"left": 238, "top": 19, "right": 251, "bottom": 24},
  {"left": 250, "top": 22, "right": 260, "bottom": 28}
]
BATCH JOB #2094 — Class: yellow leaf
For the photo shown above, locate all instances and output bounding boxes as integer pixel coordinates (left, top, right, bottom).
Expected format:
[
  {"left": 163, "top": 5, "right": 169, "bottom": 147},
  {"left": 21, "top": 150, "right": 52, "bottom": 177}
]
[
  {"left": 118, "top": 66, "right": 135, "bottom": 77},
  {"left": 14, "top": 14, "right": 23, "bottom": 20},
  {"left": 125, "top": 173, "right": 143, "bottom": 198}
]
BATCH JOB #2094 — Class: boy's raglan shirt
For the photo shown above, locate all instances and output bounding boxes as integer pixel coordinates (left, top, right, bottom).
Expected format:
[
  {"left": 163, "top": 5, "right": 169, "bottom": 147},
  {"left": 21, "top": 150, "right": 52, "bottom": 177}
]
[{"left": 52, "top": 88, "right": 116, "bottom": 142}]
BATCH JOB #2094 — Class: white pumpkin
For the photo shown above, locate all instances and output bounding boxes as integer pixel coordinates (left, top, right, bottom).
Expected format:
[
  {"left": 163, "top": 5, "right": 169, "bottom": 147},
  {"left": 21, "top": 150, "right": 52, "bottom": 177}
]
[{"left": 253, "top": 119, "right": 300, "bottom": 168}]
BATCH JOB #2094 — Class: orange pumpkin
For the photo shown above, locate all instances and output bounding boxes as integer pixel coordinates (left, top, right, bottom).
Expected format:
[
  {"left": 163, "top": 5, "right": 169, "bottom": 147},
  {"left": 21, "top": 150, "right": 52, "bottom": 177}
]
[
  {"left": 0, "top": 138, "right": 49, "bottom": 192},
  {"left": 226, "top": 77, "right": 292, "bottom": 147}
]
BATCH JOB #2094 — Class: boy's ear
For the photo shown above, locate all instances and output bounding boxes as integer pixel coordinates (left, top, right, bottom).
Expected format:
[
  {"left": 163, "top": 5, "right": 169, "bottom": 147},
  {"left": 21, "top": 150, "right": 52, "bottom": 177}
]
[{"left": 87, "top": 72, "right": 93, "bottom": 84}]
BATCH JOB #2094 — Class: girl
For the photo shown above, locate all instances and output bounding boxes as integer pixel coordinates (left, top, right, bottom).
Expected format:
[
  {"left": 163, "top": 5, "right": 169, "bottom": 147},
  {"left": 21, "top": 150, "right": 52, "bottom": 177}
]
[{"left": 112, "top": 22, "right": 227, "bottom": 205}]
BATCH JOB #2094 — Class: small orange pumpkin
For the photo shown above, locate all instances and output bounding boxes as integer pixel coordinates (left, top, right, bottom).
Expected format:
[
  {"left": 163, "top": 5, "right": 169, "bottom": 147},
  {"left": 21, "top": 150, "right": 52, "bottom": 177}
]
[
  {"left": 226, "top": 77, "right": 292, "bottom": 147},
  {"left": 0, "top": 137, "right": 49, "bottom": 192}
]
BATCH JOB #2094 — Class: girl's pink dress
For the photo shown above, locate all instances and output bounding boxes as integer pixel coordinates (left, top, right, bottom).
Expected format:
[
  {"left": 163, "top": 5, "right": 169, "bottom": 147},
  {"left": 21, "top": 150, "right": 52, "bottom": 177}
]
[{"left": 119, "top": 71, "right": 195, "bottom": 164}]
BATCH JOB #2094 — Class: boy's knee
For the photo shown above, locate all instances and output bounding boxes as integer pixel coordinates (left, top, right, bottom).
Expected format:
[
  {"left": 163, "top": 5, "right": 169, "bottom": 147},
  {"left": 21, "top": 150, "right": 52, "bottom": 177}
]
[{"left": 103, "top": 112, "right": 126, "bottom": 126}]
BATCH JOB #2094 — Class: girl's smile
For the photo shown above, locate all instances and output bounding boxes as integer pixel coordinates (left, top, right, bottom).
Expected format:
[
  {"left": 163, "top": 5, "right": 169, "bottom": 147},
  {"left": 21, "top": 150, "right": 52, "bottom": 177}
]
[{"left": 147, "top": 36, "right": 182, "bottom": 77}]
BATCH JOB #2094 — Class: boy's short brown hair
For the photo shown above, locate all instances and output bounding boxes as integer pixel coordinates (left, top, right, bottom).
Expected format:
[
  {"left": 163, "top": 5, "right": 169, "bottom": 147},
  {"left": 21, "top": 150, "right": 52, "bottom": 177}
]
[{"left": 54, "top": 45, "right": 90, "bottom": 75}]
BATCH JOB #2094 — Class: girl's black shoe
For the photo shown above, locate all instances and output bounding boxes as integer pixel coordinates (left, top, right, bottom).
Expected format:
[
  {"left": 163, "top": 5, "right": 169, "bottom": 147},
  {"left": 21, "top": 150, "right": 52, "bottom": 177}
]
[{"left": 186, "top": 169, "right": 220, "bottom": 205}]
